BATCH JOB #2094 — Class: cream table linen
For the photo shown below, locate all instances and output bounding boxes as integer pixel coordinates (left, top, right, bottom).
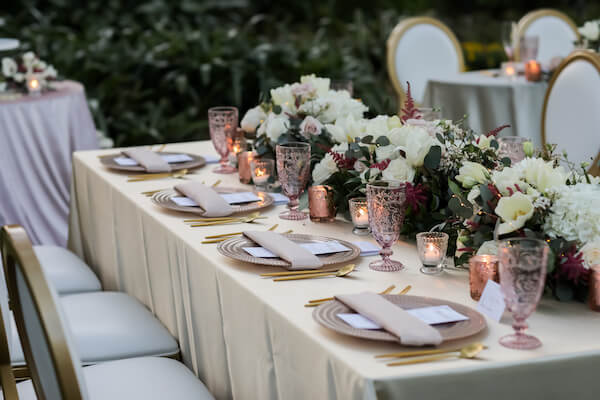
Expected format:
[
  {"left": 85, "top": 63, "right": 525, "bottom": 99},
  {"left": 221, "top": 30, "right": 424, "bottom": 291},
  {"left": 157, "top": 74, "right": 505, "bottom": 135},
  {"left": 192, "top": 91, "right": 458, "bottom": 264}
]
[
  {"left": 423, "top": 71, "right": 548, "bottom": 148},
  {"left": 69, "top": 141, "right": 600, "bottom": 400}
]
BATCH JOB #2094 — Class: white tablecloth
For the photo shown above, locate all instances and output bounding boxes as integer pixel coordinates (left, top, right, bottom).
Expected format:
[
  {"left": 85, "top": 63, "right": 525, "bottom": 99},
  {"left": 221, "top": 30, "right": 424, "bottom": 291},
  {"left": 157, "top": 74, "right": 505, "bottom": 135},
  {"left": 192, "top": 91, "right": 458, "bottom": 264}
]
[
  {"left": 0, "top": 81, "right": 98, "bottom": 246},
  {"left": 424, "top": 71, "right": 548, "bottom": 147},
  {"left": 69, "top": 141, "right": 600, "bottom": 400}
]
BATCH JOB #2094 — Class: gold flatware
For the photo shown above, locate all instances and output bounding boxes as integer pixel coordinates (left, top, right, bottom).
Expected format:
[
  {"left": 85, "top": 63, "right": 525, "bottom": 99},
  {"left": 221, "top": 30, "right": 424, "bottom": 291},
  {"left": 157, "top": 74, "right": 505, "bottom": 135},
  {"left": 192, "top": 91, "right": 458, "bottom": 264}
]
[
  {"left": 261, "top": 266, "right": 340, "bottom": 277},
  {"left": 398, "top": 285, "right": 412, "bottom": 295},
  {"left": 191, "top": 214, "right": 267, "bottom": 227},
  {"left": 376, "top": 342, "right": 486, "bottom": 359},
  {"left": 128, "top": 169, "right": 189, "bottom": 182},
  {"left": 184, "top": 211, "right": 261, "bottom": 223},
  {"left": 204, "top": 224, "right": 278, "bottom": 239},
  {"left": 273, "top": 264, "right": 355, "bottom": 282},
  {"left": 212, "top": 179, "right": 221, "bottom": 187},
  {"left": 386, "top": 343, "right": 485, "bottom": 366},
  {"left": 156, "top": 144, "right": 166, "bottom": 152},
  {"left": 305, "top": 285, "right": 396, "bottom": 308},
  {"left": 201, "top": 228, "right": 292, "bottom": 244}
]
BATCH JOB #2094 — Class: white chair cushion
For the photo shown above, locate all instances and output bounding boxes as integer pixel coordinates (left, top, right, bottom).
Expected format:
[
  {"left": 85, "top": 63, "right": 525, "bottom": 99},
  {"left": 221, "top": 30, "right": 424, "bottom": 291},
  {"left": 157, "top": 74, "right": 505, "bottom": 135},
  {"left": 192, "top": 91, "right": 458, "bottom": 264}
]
[
  {"left": 13, "top": 357, "right": 214, "bottom": 400},
  {"left": 524, "top": 16, "right": 577, "bottom": 64},
  {"left": 33, "top": 245, "right": 101, "bottom": 294},
  {"left": 11, "top": 292, "right": 178, "bottom": 366},
  {"left": 544, "top": 59, "right": 600, "bottom": 165}
]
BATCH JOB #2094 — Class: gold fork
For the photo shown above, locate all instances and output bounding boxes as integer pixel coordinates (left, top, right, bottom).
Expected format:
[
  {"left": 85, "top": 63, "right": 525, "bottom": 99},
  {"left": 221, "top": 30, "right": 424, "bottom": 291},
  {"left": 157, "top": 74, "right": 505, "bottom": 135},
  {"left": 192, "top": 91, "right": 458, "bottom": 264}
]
[
  {"left": 201, "top": 229, "right": 292, "bottom": 244},
  {"left": 304, "top": 284, "right": 410, "bottom": 307},
  {"left": 190, "top": 214, "right": 267, "bottom": 227},
  {"left": 142, "top": 179, "right": 221, "bottom": 196},
  {"left": 128, "top": 168, "right": 189, "bottom": 182},
  {"left": 201, "top": 225, "right": 283, "bottom": 244}
]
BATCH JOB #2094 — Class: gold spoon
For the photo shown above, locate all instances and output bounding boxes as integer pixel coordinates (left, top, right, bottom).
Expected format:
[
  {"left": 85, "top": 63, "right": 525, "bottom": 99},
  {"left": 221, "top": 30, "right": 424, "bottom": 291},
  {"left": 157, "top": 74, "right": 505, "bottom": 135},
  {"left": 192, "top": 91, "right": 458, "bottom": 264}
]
[
  {"left": 190, "top": 215, "right": 267, "bottom": 227},
  {"left": 386, "top": 343, "right": 485, "bottom": 366},
  {"left": 376, "top": 342, "right": 487, "bottom": 359},
  {"left": 304, "top": 285, "right": 397, "bottom": 307},
  {"left": 273, "top": 264, "right": 355, "bottom": 282},
  {"left": 204, "top": 223, "right": 278, "bottom": 239},
  {"left": 184, "top": 211, "right": 261, "bottom": 223},
  {"left": 142, "top": 179, "right": 220, "bottom": 196},
  {"left": 128, "top": 168, "right": 188, "bottom": 182}
]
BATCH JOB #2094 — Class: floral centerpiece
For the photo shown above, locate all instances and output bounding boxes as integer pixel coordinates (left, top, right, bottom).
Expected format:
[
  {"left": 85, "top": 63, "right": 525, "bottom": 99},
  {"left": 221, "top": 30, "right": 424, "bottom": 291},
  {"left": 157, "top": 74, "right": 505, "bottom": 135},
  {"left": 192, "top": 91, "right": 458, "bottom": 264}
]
[
  {"left": 450, "top": 145, "right": 600, "bottom": 301},
  {"left": 239, "top": 74, "right": 368, "bottom": 158},
  {"left": 1, "top": 51, "right": 58, "bottom": 93},
  {"left": 576, "top": 19, "right": 600, "bottom": 51}
]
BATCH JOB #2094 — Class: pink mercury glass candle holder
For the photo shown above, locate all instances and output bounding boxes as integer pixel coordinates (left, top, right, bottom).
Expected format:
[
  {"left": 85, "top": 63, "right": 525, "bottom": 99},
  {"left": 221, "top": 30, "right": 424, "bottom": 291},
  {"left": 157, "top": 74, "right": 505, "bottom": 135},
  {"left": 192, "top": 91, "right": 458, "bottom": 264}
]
[
  {"left": 366, "top": 181, "right": 407, "bottom": 272},
  {"left": 469, "top": 254, "right": 500, "bottom": 300}
]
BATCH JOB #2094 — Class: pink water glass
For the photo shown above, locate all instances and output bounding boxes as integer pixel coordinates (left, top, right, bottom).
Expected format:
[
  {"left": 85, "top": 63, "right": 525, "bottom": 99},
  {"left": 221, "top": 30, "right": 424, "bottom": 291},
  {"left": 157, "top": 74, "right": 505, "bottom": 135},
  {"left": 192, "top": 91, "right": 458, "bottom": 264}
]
[
  {"left": 276, "top": 142, "right": 311, "bottom": 220},
  {"left": 497, "top": 238, "right": 549, "bottom": 350},
  {"left": 366, "top": 181, "right": 407, "bottom": 272},
  {"left": 520, "top": 36, "right": 539, "bottom": 61},
  {"left": 208, "top": 106, "right": 239, "bottom": 174},
  {"left": 498, "top": 136, "right": 527, "bottom": 165}
]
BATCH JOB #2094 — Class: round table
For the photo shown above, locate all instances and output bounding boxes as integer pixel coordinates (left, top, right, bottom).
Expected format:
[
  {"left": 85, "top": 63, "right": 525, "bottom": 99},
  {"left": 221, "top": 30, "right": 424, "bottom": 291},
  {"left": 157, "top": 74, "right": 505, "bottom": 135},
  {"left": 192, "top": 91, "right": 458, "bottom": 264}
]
[
  {"left": 0, "top": 81, "right": 98, "bottom": 246},
  {"left": 423, "top": 70, "right": 548, "bottom": 147}
]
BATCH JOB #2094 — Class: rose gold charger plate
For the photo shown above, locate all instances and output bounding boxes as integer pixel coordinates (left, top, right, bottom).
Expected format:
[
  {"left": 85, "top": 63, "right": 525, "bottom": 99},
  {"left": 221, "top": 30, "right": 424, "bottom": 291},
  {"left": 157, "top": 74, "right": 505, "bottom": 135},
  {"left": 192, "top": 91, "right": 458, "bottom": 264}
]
[
  {"left": 151, "top": 187, "right": 274, "bottom": 216},
  {"left": 99, "top": 151, "right": 206, "bottom": 172},
  {"left": 313, "top": 294, "right": 486, "bottom": 343},
  {"left": 217, "top": 233, "right": 361, "bottom": 267}
]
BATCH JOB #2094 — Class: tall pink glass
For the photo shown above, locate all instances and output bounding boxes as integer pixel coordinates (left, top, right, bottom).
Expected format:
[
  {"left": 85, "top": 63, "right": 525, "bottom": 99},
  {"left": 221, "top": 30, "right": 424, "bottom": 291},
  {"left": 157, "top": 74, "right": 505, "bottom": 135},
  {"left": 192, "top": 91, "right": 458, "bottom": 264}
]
[
  {"left": 208, "top": 106, "right": 238, "bottom": 174},
  {"left": 276, "top": 142, "right": 311, "bottom": 220},
  {"left": 366, "top": 181, "right": 407, "bottom": 272},
  {"left": 498, "top": 238, "right": 549, "bottom": 349}
]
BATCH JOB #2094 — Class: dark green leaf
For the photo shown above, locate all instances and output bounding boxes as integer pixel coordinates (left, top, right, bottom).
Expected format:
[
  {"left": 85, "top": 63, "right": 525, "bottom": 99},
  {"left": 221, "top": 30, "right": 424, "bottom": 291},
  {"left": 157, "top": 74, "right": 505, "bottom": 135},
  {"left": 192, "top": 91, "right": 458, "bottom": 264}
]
[
  {"left": 361, "top": 135, "right": 373, "bottom": 144},
  {"left": 423, "top": 145, "right": 441, "bottom": 170},
  {"left": 375, "top": 136, "right": 390, "bottom": 146}
]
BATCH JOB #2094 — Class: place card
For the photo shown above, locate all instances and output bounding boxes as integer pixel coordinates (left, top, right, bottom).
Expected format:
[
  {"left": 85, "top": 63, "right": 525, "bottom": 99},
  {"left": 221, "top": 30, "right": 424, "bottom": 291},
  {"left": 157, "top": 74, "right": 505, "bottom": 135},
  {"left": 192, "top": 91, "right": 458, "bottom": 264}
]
[
  {"left": 171, "top": 192, "right": 261, "bottom": 207},
  {"left": 477, "top": 280, "right": 506, "bottom": 322},
  {"left": 353, "top": 241, "right": 381, "bottom": 256},
  {"left": 114, "top": 153, "right": 193, "bottom": 166},
  {"left": 338, "top": 305, "right": 469, "bottom": 330},
  {"left": 203, "top": 155, "right": 220, "bottom": 164},
  {"left": 243, "top": 241, "right": 351, "bottom": 258},
  {"left": 268, "top": 193, "right": 290, "bottom": 205}
]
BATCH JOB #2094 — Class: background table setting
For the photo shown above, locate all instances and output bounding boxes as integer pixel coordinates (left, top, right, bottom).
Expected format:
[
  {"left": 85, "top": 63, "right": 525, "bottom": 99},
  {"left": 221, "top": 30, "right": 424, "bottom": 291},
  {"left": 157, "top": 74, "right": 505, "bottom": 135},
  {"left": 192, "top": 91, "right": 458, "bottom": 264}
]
[{"left": 68, "top": 137, "right": 600, "bottom": 400}]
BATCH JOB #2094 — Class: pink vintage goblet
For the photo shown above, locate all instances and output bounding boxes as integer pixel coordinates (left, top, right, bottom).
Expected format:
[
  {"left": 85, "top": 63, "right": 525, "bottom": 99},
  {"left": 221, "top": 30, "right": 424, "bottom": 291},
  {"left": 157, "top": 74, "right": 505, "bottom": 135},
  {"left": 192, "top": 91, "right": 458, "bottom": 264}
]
[
  {"left": 366, "top": 181, "right": 407, "bottom": 272},
  {"left": 276, "top": 142, "right": 311, "bottom": 220},
  {"left": 498, "top": 238, "right": 549, "bottom": 350},
  {"left": 208, "top": 106, "right": 239, "bottom": 174}
]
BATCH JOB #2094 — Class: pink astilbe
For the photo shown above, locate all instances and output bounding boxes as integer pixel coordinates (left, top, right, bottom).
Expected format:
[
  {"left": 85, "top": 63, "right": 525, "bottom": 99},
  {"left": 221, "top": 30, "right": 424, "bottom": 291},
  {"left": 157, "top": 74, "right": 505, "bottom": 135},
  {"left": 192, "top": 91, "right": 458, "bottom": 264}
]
[
  {"left": 486, "top": 124, "right": 511, "bottom": 137},
  {"left": 328, "top": 150, "right": 356, "bottom": 170},
  {"left": 558, "top": 245, "right": 590, "bottom": 285},
  {"left": 405, "top": 182, "right": 428, "bottom": 211},
  {"left": 370, "top": 158, "right": 391, "bottom": 171},
  {"left": 401, "top": 81, "right": 421, "bottom": 123}
]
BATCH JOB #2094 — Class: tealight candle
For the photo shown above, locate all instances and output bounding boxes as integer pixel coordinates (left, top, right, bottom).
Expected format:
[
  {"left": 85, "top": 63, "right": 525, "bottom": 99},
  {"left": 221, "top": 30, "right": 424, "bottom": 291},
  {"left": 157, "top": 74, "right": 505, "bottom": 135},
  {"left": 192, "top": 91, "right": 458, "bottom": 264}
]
[
  {"left": 250, "top": 159, "right": 274, "bottom": 191},
  {"left": 416, "top": 232, "right": 448, "bottom": 275},
  {"left": 469, "top": 254, "right": 499, "bottom": 301},
  {"left": 26, "top": 74, "right": 42, "bottom": 96},
  {"left": 501, "top": 62, "right": 518, "bottom": 80},
  {"left": 349, "top": 197, "right": 370, "bottom": 235},
  {"left": 525, "top": 60, "right": 541, "bottom": 82}
]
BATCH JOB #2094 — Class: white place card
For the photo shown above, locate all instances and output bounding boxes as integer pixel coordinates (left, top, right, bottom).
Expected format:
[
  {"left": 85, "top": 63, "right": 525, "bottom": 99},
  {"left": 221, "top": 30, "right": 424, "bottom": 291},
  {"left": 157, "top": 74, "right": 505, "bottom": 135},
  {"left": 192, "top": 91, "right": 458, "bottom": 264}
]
[
  {"left": 477, "top": 280, "right": 506, "bottom": 322},
  {"left": 268, "top": 193, "right": 290, "bottom": 205},
  {"left": 243, "top": 241, "right": 351, "bottom": 258},
  {"left": 337, "top": 305, "right": 469, "bottom": 330},
  {"left": 114, "top": 153, "right": 193, "bottom": 166},
  {"left": 203, "top": 155, "right": 220, "bottom": 164},
  {"left": 171, "top": 192, "right": 261, "bottom": 207},
  {"left": 353, "top": 241, "right": 381, "bottom": 256}
]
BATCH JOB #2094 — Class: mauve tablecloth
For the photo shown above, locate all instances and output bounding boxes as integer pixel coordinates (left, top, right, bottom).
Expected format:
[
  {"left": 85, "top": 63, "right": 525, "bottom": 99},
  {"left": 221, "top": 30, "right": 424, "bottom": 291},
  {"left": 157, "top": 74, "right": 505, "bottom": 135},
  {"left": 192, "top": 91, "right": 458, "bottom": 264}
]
[{"left": 0, "top": 81, "right": 98, "bottom": 246}]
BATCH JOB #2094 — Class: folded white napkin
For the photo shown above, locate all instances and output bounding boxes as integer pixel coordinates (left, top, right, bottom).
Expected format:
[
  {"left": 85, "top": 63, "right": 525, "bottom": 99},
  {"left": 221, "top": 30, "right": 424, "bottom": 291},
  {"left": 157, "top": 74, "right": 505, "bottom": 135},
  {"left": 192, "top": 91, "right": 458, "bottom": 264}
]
[
  {"left": 335, "top": 292, "right": 443, "bottom": 346},
  {"left": 243, "top": 231, "right": 323, "bottom": 270},
  {"left": 122, "top": 148, "right": 171, "bottom": 172},
  {"left": 174, "top": 182, "right": 233, "bottom": 217}
]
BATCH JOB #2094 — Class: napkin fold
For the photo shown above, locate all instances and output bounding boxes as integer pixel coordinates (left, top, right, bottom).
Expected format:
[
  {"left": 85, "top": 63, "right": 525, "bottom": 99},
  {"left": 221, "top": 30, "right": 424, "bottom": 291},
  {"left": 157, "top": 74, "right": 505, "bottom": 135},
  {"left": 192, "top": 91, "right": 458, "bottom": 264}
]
[
  {"left": 243, "top": 231, "right": 323, "bottom": 270},
  {"left": 122, "top": 148, "right": 171, "bottom": 172},
  {"left": 335, "top": 292, "right": 443, "bottom": 346},
  {"left": 174, "top": 181, "right": 233, "bottom": 217}
]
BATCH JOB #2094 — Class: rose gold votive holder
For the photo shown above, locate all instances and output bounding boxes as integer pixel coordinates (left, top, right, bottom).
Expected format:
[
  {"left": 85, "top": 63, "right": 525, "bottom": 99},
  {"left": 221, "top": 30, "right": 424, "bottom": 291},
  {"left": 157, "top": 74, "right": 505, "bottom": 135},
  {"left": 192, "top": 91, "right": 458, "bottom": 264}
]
[
  {"left": 525, "top": 60, "right": 542, "bottom": 82},
  {"left": 469, "top": 255, "right": 499, "bottom": 301},
  {"left": 308, "top": 185, "right": 336, "bottom": 222},
  {"left": 238, "top": 151, "right": 256, "bottom": 184},
  {"left": 589, "top": 265, "right": 600, "bottom": 312}
]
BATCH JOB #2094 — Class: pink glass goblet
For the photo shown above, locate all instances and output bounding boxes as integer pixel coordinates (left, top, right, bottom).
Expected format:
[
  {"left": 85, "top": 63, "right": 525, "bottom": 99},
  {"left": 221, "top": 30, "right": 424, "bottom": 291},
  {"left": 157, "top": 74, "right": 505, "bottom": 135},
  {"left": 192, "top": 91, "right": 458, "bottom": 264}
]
[
  {"left": 366, "top": 181, "right": 407, "bottom": 272},
  {"left": 498, "top": 238, "right": 549, "bottom": 350},
  {"left": 498, "top": 136, "right": 527, "bottom": 165},
  {"left": 208, "top": 106, "right": 239, "bottom": 174},
  {"left": 276, "top": 142, "right": 311, "bottom": 220}
]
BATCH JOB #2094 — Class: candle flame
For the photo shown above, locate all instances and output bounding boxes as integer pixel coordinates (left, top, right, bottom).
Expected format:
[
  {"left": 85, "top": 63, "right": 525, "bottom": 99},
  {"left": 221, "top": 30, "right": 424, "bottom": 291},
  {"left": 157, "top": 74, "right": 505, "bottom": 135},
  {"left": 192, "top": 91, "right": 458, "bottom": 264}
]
[
  {"left": 255, "top": 168, "right": 266, "bottom": 177},
  {"left": 29, "top": 79, "right": 39, "bottom": 89}
]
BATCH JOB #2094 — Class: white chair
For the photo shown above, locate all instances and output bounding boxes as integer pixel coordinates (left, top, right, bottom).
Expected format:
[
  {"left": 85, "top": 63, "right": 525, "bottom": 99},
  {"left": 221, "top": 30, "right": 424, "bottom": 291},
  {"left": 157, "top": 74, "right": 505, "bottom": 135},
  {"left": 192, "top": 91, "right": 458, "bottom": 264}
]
[
  {"left": 386, "top": 16, "right": 465, "bottom": 112},
  {"left": 0, "top": 226, "right": 179, "bottom": 380},
  {"left": 514, "top": 9, "right": 579, "bottom": 65},
  {"left": 542, "top": 50, "right": 600, "bottom": 166},
  {"left": 0, "top": 224, "right": 214, "bottom": 400}
]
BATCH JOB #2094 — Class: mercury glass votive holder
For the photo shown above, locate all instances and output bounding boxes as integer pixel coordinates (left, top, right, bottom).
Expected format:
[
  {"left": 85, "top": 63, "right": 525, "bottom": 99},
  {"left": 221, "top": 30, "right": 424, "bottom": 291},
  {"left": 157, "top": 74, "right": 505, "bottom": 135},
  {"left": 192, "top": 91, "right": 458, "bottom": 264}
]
[
  {"left": 250, "top": 159, "right": 274, "bottom": 191},
  {"left": 308, "top": 185, "right": 336, "bottom": 222},
  {"left": 469, "top": 255, "right": 500, "bottom": 300},
  {"left": 416, "top": 232, "right": 448, "bottom": 275},
  {"left": 349, "top": 197, "right": 370, "bottom": 235}
]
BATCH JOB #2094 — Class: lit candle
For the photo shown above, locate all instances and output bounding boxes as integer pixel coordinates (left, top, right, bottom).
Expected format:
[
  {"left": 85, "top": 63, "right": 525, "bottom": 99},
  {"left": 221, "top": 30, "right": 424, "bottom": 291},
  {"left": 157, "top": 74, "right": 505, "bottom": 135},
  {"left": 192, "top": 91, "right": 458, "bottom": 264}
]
[
  {"left": 26, "top": 75, "right": 42, "bottom": 95},
  {"left": 423, "top": 243, "right": 441, "bottom": 264},
  {"left": 356, "top": 206, "right": 369, "bottom": 225},
  {"left": 253, "top": 167, "right": 269, "bottom": 184},
  {"left": 349, "top": 197, "right": 370, "bottom": 235},
  {"left": 525, "top": 60, "right": 541, "bottom": 82},
  {"left": 416, "top": 232, "right": 448, "bottom": 275}
]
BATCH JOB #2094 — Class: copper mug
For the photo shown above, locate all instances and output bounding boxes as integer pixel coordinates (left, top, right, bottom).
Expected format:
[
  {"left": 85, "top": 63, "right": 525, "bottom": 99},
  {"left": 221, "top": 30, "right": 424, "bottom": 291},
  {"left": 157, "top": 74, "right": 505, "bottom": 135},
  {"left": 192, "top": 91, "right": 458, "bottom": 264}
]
[
  {"left": 469, "top": 255, "right": 499, "bottom": 301},
  {"left": 308, "top": 185, "right": 336, "bottom": 222}
]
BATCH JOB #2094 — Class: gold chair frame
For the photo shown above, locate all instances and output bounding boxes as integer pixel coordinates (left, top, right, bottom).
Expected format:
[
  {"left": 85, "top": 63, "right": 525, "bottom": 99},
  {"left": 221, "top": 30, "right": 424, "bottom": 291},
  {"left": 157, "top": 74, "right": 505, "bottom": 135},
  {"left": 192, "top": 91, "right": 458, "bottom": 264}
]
[
  {"left": 1, "top": 225, "right": 85, "bottom": 399},
  {"left": 513, "top": 9, "right": 579, "bottom": 61},
  {"left": 386, "top": 16, "right": 465, "bottom": 114},
  {"left": 541, "top": 50, "right": 600, "bottom": 173}
]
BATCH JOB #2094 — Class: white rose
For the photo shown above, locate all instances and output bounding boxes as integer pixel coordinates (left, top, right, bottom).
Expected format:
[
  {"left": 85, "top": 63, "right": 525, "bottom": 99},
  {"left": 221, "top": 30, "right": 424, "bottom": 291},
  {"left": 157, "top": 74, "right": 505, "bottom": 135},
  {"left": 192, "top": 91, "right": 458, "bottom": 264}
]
[
  {"left": 22, "top": 51, "right": 35, "bottom": 65},
  {"left": 381, "top": 157, "right": 415, "bottom": 183},
  {"left": 516, "top": 158, "right": 568, "bottom": 193},
  {"left": 405, "top": 118, "right": 438, "bottom": 137},
  {"left": 475, "top": 134, "right": 491, "bottom": 150},
  {"left": 476, "top": 240, "right": 498, "bottom": 256},
  {"left": 491, "top": 167, "right": 528, "bottom": 196},
  {"left": 580, "top": 240, "right": 600, "bottom": 268},
  {"left": 456, "top": 162, "right": 490, "bottom": 189},
  {"left": 299, "top": 116, "right": 323, "bottom": 137},
  {"left": 388, "top": 124, "right": 439, "bottom": 167},
  {"left": 375, "top": 145, "right": 397, "bottom": 162},
  {"left": 240, "top": 106, "right": 266, "bottom": 133},
  {"left": 495, "top": 192, "right": 534, "bottom": 235},
  {"left": 41, "top": 65, "right": 57, "bottom": 79},
  {"left": 579, "top": 21, "right": 600, "bottom": 41},
  {"left": 2, "top": 57, "right": 17, "bottom": 77},
  {"left": 291, "top": 82, "right": 315, "bottom": 98},
  {"left": 270, "top": 84, "right": 295, "bottom": 111},
  {"left": 265, "top": 114, "right": 290, "bottom": 142},
  {"left": 364, "top": 115, "right": 390, "bottom": 137},
  {"left": 324, "top": 114, "right": 366, "bottom": 144},
  {"left": 387, "top": 115, "right": 402, "bottom": 130},
  {"left": 300, "top": 74, "right": 330, "bottom": 96},
  {"left": 312, "top": 154, "right": 338, "bottom": 184}
]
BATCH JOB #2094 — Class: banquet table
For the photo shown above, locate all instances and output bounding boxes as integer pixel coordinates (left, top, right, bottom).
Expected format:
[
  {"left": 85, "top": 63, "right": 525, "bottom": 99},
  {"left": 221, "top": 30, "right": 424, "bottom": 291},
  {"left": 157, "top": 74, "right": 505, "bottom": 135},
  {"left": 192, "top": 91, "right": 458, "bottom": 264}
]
[
  {"left": 423, "top": 71, "right": 548, "bottom": 147},
  {"left": 0, "top": 81, "right": 98, "bottom": 246},
  {"left": 68, "top": 141, "right": 600, "bottom": 400}
]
